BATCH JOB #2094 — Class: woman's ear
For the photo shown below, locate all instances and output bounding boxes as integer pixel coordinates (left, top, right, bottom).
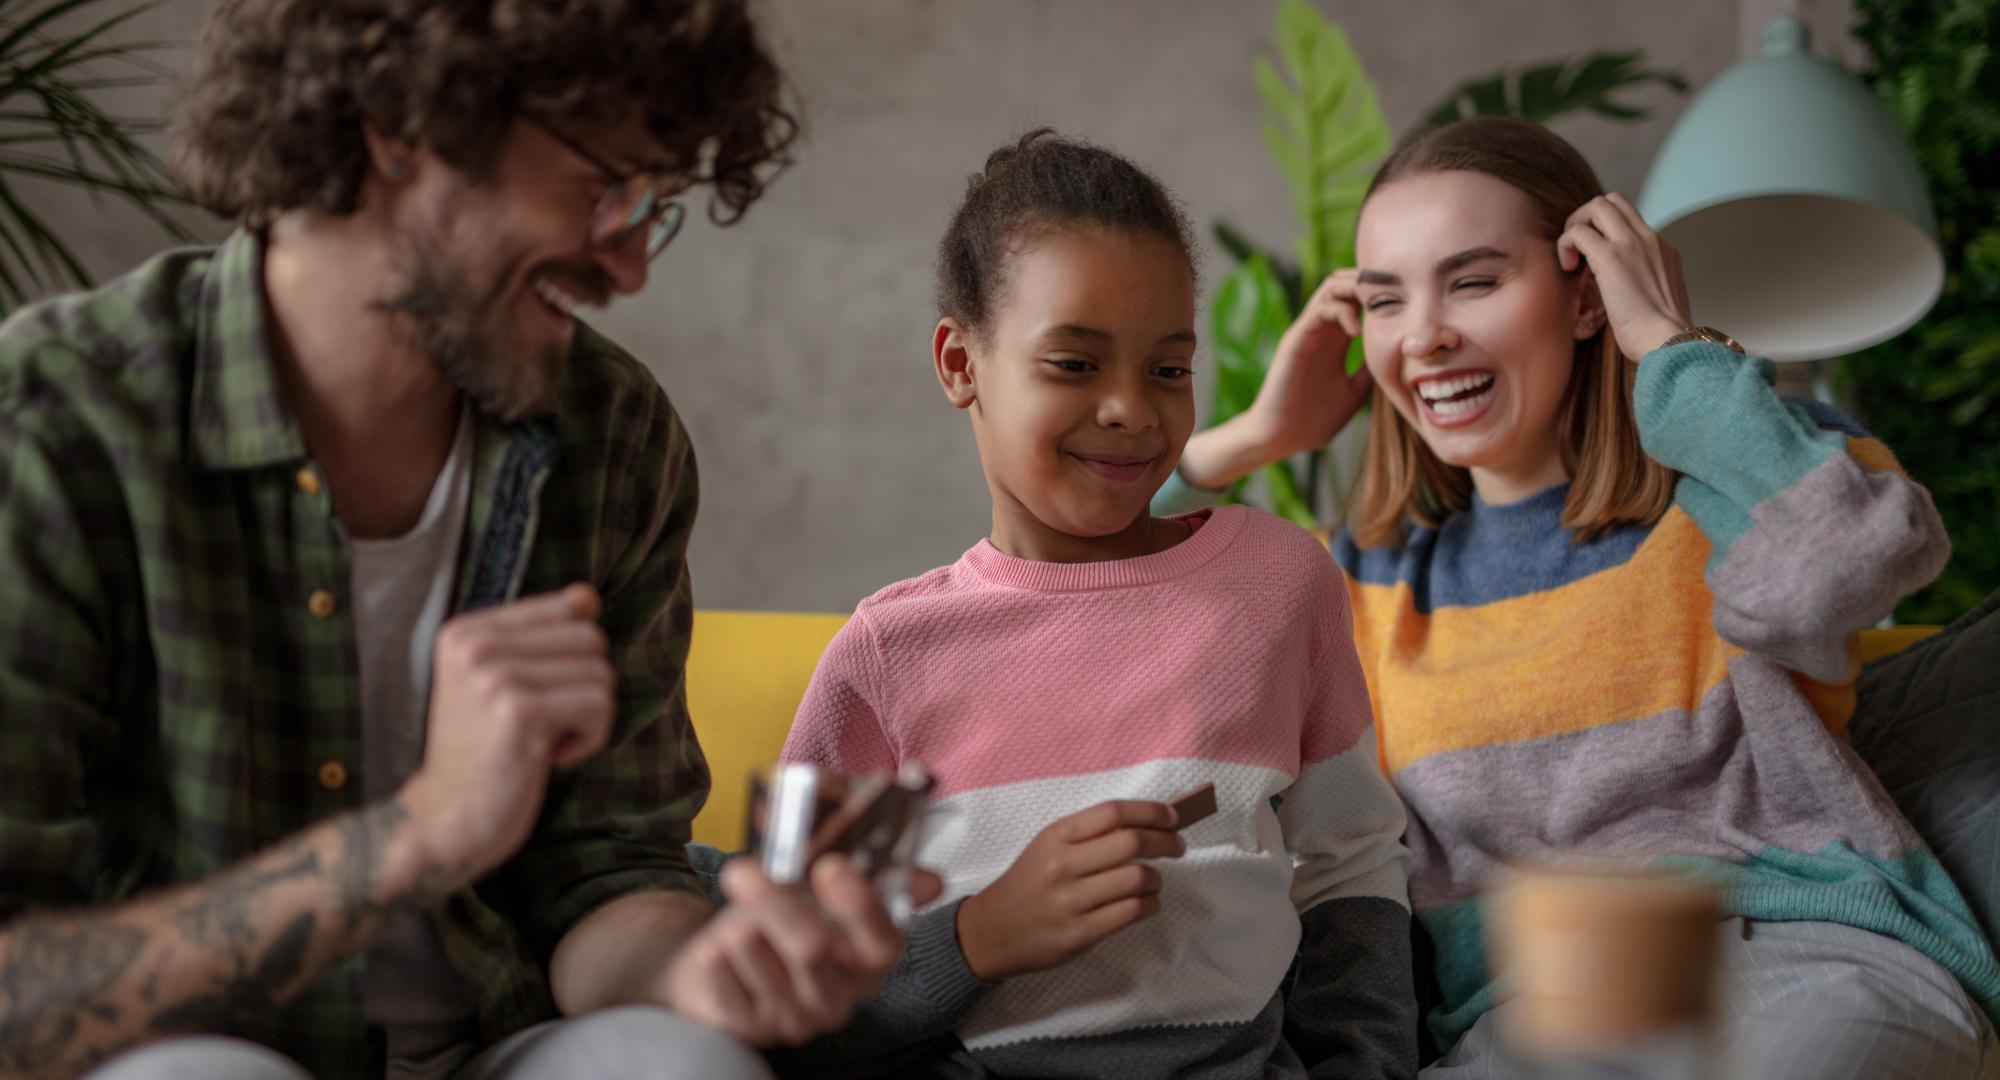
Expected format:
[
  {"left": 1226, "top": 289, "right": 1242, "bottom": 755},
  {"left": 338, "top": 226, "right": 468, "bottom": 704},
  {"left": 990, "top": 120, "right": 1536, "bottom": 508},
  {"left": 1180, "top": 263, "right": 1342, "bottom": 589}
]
[
  {"left": 1571, "top": 266, "right": 1608, "bottom": 341},
  {"left": 934, "top": 318, "right": 979, "bottom": 409}
]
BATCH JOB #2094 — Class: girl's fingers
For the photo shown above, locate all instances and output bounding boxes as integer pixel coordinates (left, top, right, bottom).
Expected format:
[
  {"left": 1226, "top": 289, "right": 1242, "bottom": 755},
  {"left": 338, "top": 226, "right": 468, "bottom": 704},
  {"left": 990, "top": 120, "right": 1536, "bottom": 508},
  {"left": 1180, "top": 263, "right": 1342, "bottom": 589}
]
[
  {"left": 1071, "top": 861, "right": 1164, "bottom": 912},
  {"left": 1067, "top": 825, "right": 1185, "bottom": 877},
  {"left": 1077, "top": 893, "right": 1162, "bottom": 943}
]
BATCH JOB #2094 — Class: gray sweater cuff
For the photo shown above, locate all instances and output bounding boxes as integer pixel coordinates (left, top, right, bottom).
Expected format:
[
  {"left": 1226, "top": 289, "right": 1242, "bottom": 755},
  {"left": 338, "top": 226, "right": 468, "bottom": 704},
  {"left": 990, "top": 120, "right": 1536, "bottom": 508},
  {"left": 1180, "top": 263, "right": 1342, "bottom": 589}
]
[{"left": 894, "top": 896, "right": 991, "bottom": 1018}]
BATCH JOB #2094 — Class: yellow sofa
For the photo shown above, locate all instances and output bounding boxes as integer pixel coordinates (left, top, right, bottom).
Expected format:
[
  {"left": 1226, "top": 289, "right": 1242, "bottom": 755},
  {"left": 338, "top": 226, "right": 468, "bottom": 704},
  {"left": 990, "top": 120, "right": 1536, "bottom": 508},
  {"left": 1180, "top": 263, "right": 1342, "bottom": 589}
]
[{"left": 683, "top": 610, "right": 1941, "bottom": 848}]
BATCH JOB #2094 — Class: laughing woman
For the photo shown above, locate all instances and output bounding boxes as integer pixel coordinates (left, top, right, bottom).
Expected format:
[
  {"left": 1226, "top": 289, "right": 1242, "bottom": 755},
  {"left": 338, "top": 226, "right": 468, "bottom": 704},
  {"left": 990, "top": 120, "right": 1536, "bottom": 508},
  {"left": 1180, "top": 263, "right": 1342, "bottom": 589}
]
[{"left": 1157, "top": 117, "right": 1999, "bottom": 1078}]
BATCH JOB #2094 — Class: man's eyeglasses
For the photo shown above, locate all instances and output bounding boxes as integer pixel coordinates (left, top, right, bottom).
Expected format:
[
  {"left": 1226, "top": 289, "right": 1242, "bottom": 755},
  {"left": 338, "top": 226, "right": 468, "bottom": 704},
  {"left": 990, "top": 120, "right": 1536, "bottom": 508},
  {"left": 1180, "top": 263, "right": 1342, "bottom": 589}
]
[{"left": 526, "top": 117, "right": 687, "bottom": 262}]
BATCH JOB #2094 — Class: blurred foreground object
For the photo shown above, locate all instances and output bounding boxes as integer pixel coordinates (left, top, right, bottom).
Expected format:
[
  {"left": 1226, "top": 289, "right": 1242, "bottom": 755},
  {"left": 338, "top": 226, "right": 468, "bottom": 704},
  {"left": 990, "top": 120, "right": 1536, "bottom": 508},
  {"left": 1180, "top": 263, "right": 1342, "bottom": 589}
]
[
  {"left": 748, "top": 761, "right": 934, "bottom": 924},
  {"left": 1492, "top": 870, "right": 1723, "bottom": 1078}
]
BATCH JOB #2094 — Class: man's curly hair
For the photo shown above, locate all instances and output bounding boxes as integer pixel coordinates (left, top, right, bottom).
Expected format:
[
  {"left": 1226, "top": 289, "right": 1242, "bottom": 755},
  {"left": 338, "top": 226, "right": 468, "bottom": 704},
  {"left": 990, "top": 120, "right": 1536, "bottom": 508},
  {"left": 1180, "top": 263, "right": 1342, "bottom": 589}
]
[{"left": 173, "top": 0, "right": 797, "bottom": 225}]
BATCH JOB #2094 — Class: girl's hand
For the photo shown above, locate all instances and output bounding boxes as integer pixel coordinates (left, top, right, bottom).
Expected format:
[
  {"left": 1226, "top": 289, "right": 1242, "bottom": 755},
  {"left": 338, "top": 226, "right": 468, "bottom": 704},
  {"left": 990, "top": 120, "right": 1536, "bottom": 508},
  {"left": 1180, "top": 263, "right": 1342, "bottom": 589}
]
[
  {"left": 955, "top": 800, "right": 1183, "bottom": 982},
  {"left": 1249, "top": 269, "right": 1375, "bottom": 458},
  {"left": 1557, "top": 193, "right": 1694, "bottom": 361}
]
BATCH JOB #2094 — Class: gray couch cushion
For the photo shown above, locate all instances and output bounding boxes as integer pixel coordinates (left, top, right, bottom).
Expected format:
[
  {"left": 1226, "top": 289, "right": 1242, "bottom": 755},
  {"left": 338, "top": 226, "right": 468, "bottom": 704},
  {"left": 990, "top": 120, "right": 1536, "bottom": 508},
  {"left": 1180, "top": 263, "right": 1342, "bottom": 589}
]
[{"left": 1851, "top": 589, "right": 2000, "bottom": 941}]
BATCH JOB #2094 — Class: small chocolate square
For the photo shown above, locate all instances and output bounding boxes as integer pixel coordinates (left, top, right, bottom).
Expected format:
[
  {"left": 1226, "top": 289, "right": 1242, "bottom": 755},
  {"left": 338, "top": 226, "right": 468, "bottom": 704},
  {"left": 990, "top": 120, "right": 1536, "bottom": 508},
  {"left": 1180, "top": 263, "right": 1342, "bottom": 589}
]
[{"left": 1169, "top": 782, "right": 1217, "bottom": 831}]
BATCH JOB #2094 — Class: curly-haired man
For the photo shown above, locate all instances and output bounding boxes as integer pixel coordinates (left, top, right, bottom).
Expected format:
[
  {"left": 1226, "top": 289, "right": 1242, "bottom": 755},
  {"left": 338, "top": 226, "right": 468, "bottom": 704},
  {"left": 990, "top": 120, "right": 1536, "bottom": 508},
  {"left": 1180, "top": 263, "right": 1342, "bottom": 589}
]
[{"left": 0, "top": 3, "right": 923, "bottom": 1078}]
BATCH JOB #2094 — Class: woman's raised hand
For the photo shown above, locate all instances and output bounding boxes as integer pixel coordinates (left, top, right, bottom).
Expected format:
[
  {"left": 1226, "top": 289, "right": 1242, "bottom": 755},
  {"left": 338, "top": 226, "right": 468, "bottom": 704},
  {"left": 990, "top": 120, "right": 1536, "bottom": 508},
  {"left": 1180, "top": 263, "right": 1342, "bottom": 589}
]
[
  {"left": 1557, "top": 193, "right": 1694, "bottom": 362},
  {"left": 1252, "top": 269, "right": 1375, "bottom": 457},
  {"left": 1176, "top": 270, "right": 1373, "bottom": 491}
]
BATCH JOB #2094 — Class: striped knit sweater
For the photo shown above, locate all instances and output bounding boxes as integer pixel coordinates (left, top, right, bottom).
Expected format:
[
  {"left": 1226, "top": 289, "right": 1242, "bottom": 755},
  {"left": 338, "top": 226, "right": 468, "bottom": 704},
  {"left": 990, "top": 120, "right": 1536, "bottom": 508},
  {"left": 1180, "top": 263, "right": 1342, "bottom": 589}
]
[
  {"left": 776, "top": 506, "right": 1416, "bottom": 1078},
  {"left": 1322, "top": 340, "right": 2000, "bottom": 1051}
]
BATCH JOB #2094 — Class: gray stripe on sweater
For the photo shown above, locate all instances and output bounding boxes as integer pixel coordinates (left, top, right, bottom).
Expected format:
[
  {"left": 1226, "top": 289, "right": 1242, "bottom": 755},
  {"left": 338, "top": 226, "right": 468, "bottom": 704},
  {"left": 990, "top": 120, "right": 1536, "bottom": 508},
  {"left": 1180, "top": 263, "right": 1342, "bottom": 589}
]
[
  {"left": 1395, "top": 657, "right": 1919, "bottom": 912},
  {"left": 1709, "top": 451, "right": 1951, "bottom": 683}
]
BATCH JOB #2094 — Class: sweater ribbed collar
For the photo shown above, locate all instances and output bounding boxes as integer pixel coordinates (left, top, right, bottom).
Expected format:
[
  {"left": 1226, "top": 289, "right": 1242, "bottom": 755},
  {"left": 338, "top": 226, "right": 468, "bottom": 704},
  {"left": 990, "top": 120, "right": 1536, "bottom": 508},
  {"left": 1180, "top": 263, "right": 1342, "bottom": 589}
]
[{"left": 962, "top": 506, "right": 1245, "bottom": 592}]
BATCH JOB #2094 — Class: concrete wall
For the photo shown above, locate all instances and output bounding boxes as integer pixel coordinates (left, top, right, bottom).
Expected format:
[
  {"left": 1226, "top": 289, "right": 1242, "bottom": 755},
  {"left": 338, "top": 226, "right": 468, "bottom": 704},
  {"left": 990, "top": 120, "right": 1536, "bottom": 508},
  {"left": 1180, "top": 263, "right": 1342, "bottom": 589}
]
[{"left": 33, "top": 0, "right": 1849, "bottom": 611}]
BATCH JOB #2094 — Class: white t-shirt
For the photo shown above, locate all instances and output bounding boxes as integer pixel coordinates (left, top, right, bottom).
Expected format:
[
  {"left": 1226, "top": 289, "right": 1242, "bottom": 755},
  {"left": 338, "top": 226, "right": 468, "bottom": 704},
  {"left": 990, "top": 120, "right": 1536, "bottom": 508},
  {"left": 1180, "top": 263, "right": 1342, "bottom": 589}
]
[{"left": 351, "top": 409, "right": 476, "bottom": 1052}]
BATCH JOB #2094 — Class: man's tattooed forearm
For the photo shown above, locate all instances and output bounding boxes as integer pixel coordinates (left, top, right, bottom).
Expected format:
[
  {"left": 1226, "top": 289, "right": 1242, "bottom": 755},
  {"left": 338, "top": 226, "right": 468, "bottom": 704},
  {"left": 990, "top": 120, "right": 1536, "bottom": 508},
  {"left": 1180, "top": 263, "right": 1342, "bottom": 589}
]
[
  {"left": 177, "top": 849, "right": 321, "bottom": 959},
  {"left": 0, "top": 802, "right": 447, "bottom": 1072},
  {"left": 334, "top": 798, "right": 443, "bottom": 927},
  {"left": 0, "top": 917, "right": 146, "bottom": 1072},
  {"left": 148, "top": 912, "right": 317, "bottom": 1037}
]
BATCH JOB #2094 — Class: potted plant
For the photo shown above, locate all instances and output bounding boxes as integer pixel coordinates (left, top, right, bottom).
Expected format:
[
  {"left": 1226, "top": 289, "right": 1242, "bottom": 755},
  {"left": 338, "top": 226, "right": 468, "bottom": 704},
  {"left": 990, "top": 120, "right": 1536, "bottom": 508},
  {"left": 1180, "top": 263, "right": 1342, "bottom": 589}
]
[{"left": 0, "top": 0, "right": 189, "bottom": 314}]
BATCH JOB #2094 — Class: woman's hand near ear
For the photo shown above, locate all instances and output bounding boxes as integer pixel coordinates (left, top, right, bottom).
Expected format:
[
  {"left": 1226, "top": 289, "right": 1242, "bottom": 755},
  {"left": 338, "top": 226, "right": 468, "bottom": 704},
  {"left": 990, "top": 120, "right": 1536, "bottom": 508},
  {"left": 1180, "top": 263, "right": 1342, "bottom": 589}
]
[
  {"left": 1557, "top": 193, "right": 1694, "bottom": 361},
  {"left": 1177, "top": 269, "right": 1373, "bottom": 491}
]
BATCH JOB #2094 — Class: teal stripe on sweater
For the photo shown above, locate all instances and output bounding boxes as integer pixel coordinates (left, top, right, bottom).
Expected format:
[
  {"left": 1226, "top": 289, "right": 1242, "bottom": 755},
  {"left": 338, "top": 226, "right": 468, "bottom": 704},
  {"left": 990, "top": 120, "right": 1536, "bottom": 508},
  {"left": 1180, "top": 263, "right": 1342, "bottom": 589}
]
[
  {"left": 1420, "top": 843, "right": 1999, "bottom": 1053},
  {"left": 1633, "top": 342, "right": 1848, "bottom": 565},
  {"left": 1662, "top": 843, "right": 2000, "bottom": 1027},
  {"left": 1417, "top": 899, "right": 1496, "bottom": 1054}
]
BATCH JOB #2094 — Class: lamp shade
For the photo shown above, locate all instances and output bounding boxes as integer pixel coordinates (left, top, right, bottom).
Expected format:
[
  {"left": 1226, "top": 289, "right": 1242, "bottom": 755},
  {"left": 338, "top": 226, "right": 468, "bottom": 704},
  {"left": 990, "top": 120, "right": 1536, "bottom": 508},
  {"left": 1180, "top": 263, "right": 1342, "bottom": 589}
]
[{"left": 1638, "top": 17, "right": 1940, "bottom": 361}]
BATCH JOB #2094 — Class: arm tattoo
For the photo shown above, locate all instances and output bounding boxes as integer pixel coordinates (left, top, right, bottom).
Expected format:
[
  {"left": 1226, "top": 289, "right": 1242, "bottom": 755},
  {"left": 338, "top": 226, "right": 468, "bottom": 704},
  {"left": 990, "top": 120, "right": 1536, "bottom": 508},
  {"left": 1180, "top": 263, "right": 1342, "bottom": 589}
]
[
  {"left": 0, "top": 798, "right": 439, "bottom": 1073},
  {"left": 148, "top": 912, "right": 317, "bottom": 1036},
  {"left": 0, "top": 919, "right": 146, "bottom": 1073},
  {"left": 177, "top": 850, "right": 321, "bottom": 956}
]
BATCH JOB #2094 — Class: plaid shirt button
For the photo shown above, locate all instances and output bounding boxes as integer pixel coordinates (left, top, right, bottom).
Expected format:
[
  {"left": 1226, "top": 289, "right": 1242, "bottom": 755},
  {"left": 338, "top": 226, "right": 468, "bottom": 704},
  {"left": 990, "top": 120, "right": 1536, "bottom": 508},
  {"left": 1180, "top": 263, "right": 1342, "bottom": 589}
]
[
  {"left": 296, "top": 467, "right": 322, "bottom": 496},
  {"left": 317, "top": 760, "right": 348, "bottom": 791},
  {"left": 307, "top": 589, "right": 337, "bottom": 618}
]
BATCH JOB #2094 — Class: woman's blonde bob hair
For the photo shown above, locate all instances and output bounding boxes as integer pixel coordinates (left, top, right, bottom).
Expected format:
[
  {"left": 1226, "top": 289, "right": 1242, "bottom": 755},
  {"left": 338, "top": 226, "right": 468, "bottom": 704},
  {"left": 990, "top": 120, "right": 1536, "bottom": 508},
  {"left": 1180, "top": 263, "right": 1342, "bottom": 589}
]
[{"left": 1348, "top": 117, "right": 1676, "bottom": 549}]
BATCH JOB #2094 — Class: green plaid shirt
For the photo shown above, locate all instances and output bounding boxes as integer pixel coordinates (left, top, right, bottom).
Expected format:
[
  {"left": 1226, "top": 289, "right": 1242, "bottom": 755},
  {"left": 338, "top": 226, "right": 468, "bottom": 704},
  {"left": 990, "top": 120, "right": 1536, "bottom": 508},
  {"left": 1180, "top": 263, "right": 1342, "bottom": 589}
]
[{"left": 0, "top": 230, "right": 709, "bottom": 1077}]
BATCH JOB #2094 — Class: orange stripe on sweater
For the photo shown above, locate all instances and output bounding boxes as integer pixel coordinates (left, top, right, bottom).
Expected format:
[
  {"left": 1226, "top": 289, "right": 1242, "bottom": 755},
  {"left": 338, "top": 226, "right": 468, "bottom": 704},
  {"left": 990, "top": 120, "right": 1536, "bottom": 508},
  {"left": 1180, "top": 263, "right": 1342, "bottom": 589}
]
[
  {"left": 1348, "top": 507, "right": 1863, "bottom": 772},
  {"left": 1349, "top": 510, "right": 1744, "bottom": 773}
]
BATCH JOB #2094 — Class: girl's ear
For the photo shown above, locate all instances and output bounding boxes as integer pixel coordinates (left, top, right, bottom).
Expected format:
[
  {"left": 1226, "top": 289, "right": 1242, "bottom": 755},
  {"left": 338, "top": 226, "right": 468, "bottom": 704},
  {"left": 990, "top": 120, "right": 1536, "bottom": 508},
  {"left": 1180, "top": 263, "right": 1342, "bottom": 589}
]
[
  {"left": 934, "top": 317, "right": 979, "bottom": 409},
  {"left": 1571, "top": 265, "right": 1608, "bottom": 341}
]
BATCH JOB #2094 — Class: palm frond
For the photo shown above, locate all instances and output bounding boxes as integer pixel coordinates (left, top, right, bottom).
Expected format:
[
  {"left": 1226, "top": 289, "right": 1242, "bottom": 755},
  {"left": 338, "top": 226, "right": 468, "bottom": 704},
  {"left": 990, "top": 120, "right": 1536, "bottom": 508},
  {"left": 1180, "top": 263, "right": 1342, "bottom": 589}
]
[
  {"left": 1423, "top": 52, "right": 1689, "bottom": 128},
  {"left": 0, "top": 0, "right": 189, "bottom": 311}
]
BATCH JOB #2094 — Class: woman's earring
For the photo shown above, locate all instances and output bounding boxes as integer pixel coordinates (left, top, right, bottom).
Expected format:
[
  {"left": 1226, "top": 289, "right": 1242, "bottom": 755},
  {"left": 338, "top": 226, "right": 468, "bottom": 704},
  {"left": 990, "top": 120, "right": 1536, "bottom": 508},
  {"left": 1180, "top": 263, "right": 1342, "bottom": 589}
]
[{"left": 384, "top": 158, "right": 409, "bottom": 181}]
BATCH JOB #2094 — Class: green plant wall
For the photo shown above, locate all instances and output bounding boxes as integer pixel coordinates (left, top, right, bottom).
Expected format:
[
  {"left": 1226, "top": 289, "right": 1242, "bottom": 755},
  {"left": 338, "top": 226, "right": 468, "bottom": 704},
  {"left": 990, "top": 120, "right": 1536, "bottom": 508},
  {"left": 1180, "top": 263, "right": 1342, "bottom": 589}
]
[{"left": 1842, "top": 0, "right": 2000, "bottom": 623}]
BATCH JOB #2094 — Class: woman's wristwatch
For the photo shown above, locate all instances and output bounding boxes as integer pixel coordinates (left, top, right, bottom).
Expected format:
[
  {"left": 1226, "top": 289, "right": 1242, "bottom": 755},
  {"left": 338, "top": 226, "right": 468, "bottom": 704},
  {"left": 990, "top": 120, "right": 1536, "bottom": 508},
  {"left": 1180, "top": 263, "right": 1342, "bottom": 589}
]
[{"left": 1658, "top": 325, "right": 1746, "bottom": 355}]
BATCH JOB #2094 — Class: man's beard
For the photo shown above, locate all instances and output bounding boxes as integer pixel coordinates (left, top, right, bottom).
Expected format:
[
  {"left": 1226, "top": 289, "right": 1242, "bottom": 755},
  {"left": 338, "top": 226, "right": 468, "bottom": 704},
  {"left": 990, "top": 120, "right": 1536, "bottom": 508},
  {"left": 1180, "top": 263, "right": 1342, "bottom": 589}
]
[{"left": 375, "top": 195, "right": 583, "bottom": 422}]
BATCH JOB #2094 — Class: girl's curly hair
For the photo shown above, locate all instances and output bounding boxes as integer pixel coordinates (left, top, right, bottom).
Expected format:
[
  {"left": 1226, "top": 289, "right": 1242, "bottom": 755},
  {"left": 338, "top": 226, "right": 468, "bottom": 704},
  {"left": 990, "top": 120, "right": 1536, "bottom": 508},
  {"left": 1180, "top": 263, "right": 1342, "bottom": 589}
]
[{"left": 173, "top": 0, "right": 797, "bottom": 225}]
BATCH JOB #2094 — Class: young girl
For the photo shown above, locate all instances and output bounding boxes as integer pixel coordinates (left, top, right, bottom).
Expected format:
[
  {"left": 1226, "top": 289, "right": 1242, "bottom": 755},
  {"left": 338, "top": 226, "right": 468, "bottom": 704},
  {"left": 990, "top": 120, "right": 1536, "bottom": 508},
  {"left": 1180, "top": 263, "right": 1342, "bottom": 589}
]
[
  {"left": 775, "top": 131, "right": 1415, "bottom": 1078},
  {"left": 1160, "top": 116, "right": 1999, "bottom": 1077}
]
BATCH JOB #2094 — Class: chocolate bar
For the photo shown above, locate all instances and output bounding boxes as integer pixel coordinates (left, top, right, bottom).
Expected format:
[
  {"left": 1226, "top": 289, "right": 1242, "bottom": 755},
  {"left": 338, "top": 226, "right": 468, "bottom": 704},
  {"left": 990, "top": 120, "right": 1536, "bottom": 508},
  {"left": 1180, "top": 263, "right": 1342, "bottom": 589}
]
[{"left": 1169, "top": 782, "right": 1217, "bottom": 831}]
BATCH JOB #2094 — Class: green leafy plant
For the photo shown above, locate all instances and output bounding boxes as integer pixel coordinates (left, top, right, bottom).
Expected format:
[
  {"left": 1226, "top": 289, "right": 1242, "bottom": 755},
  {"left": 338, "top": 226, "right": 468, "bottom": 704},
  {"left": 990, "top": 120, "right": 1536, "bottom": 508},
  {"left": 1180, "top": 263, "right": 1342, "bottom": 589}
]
[
  {"left": 1425, "top": 53, "right": 1689, "bottom": 128},
  {"left": 1208, "top": 0, "right": 1687, "bottom": 527},
  {"left": 0, "top": 0, "right": 190, "bottom": 313},
  {"left": 1841, "top": 0, "right": 2000, "bottom": 623},
  {"left": 1206, "top": 0, "right": 1389, "bottom": 526}
]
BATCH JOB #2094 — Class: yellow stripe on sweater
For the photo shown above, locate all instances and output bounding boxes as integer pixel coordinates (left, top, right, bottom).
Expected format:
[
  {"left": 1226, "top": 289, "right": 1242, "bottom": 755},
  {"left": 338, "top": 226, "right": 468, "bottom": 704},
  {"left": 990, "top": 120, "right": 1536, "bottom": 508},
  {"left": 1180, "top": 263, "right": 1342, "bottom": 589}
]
[
  {"left": 1849, "top": 435, "right": 1901, "bottom": 475},
  {"left": 1351, "top": 509, "right": 1745, "bottom": 774},
  {"left": 1350, "top": 507, "right": 1862, "bottom": 772}
]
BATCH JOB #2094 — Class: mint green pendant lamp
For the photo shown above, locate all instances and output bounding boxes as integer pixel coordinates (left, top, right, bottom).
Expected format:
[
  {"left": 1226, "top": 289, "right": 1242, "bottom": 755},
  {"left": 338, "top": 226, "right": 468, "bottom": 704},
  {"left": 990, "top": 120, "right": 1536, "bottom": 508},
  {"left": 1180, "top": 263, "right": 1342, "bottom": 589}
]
[{"left": 1639, "top": 16, "right": 1940, "bottom": 361}]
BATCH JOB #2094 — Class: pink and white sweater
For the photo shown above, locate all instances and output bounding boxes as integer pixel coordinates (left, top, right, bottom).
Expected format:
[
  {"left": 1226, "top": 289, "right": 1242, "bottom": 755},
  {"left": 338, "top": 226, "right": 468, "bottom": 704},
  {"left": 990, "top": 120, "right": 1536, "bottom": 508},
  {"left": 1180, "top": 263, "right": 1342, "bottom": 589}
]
[{"left": 777, "top": 506, "right": 1416, "bottom": 1079}]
